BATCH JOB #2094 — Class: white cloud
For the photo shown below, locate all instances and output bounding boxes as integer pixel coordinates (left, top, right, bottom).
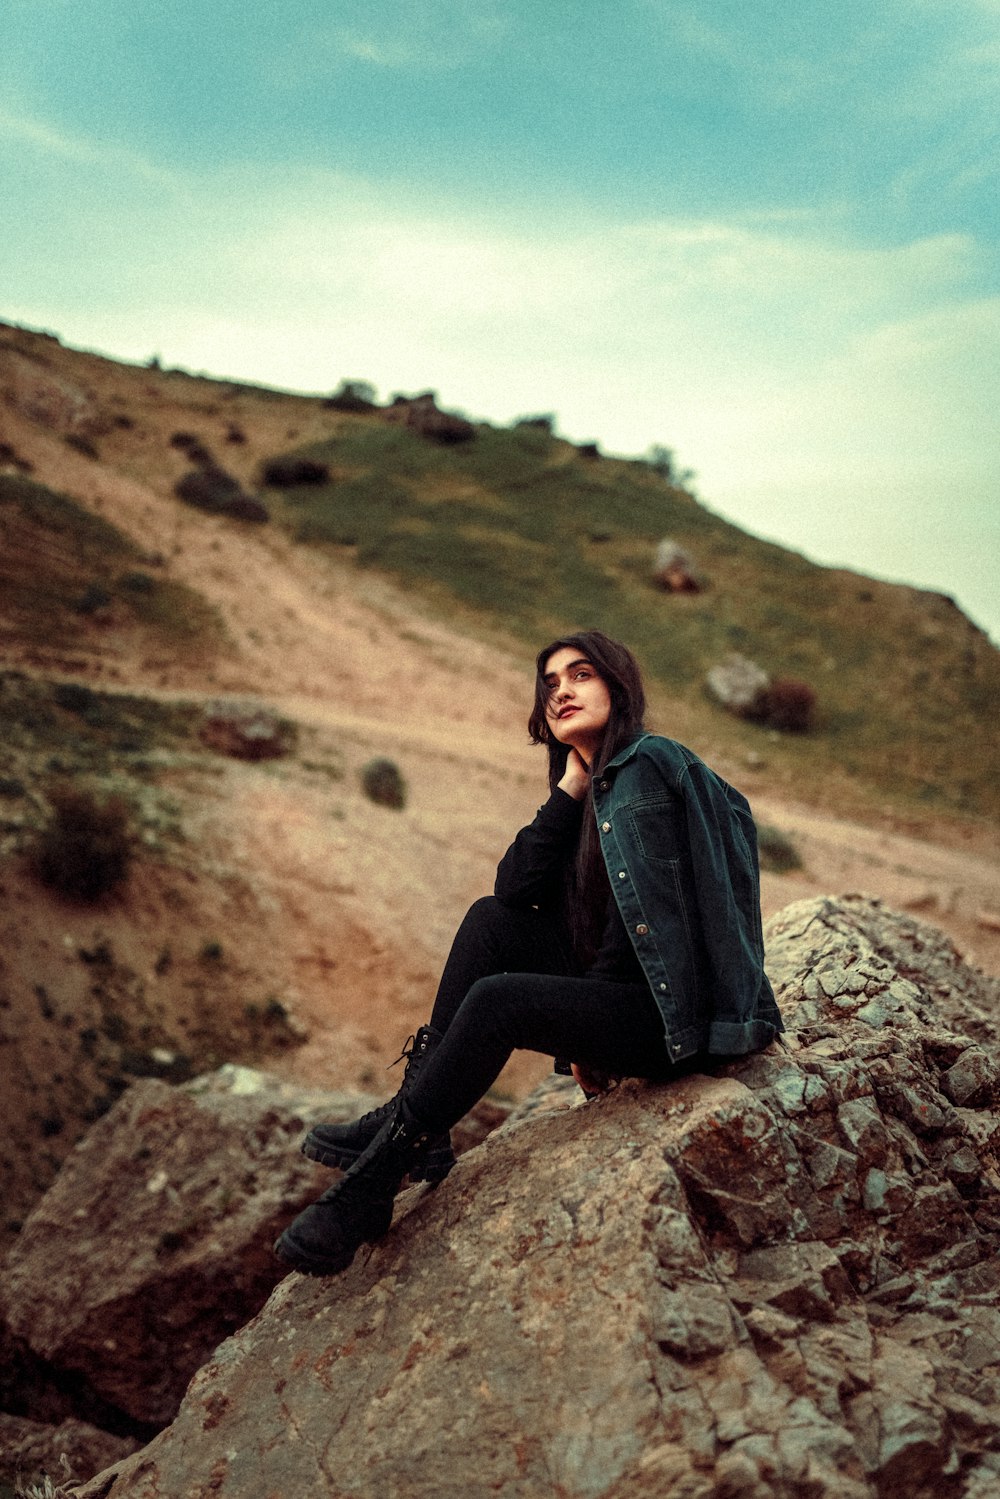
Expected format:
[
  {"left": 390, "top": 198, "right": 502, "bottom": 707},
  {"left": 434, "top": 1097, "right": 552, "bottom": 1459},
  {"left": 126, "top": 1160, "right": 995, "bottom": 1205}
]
[{"left": 268, "top": 0, "right": 511, "bottom": 79}]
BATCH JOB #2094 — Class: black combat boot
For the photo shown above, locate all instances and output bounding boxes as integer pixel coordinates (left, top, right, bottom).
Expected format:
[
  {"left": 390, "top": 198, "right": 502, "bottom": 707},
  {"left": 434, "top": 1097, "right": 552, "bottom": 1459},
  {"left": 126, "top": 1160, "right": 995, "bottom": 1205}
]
[
  {"left": 274, "top": 1098, "right": 434, "bottom": 1276},
  {"left": 301, "top": 1025, "right": 454, "bottom": 1182}
]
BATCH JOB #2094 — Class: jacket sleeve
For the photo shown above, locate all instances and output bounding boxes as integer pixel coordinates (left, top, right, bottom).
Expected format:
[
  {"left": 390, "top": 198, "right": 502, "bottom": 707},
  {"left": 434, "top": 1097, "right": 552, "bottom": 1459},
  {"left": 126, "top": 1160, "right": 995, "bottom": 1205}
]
[
  {"left": 676, "top": 759, "right": 780, "bottom": 1048},
  {"left": 494, "top": 788, "right": 584, "bottom": 909}
]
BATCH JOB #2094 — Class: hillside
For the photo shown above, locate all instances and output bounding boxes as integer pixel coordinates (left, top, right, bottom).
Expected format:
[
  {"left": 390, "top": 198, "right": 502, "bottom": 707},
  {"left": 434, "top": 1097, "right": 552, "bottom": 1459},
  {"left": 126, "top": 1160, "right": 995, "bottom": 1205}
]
[{"left": 1, "top": 317, "right": 998, "bottom": 1248}]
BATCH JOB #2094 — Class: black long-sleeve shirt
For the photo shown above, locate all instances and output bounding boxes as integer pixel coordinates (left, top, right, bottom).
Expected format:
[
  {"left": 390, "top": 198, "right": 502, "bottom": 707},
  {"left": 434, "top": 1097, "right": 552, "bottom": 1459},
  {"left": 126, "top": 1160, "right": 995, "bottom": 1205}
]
[{"left": 494, "top": 788, "right": 645, "bottom": 983}]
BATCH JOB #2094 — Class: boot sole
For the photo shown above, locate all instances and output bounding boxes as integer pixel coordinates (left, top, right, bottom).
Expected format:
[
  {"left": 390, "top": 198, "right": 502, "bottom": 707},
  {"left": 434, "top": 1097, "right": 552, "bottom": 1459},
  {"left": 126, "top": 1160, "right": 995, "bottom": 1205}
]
[
  {"left": 273, "top": 1232, "right": 359, "bottom": 1277},
  {"left": 301, "top": 1134, "right": 455, "bottom": 1183}
]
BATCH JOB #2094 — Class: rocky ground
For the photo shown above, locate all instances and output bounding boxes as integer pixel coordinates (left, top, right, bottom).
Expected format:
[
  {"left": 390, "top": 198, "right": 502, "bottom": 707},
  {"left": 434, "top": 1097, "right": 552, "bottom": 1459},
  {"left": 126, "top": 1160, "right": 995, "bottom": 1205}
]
[{"left": 2, "top": 897, "right": 999, "bottom": 1497}]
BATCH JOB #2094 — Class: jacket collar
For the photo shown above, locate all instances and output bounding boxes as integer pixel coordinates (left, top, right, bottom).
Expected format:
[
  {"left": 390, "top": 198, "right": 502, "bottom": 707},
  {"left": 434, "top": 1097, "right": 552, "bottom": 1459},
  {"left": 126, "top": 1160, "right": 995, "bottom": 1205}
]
[{"left": 601, "top": 731, "right": 653, "bottom": 774}]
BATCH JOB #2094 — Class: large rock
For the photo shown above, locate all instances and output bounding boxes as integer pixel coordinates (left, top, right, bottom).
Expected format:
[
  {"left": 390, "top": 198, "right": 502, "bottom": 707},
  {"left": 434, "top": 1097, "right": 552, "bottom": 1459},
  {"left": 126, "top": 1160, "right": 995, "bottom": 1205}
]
[
  {"left": 0, "top": 1066, "right": 511, "bottom": 1433},
  {"left": 71, "top": 898, "right": 1000, "bottom": 1498},
  {"left": 0, "top": 1067, "right": 381, "bottom": 1426},
  {"left": 0, "top": 1412, "right": 138, "bottom": 1492}
]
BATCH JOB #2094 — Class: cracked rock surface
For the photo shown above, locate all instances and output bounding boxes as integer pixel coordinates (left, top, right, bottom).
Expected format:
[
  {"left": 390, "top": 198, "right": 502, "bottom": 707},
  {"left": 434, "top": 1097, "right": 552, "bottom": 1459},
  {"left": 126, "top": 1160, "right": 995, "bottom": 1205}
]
[{"left": 51, "top": 900, "right": 1000, "bottom": 1494}]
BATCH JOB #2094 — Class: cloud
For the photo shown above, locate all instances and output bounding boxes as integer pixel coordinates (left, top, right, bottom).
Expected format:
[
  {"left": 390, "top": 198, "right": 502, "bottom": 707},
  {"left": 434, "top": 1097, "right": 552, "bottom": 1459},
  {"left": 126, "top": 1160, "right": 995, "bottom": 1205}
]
[
  {"left": 270, "top": 0, "right": 511, "bottom": 78},
  {"left": 0, "top": 104, "right": 187, "bottom": 189}
]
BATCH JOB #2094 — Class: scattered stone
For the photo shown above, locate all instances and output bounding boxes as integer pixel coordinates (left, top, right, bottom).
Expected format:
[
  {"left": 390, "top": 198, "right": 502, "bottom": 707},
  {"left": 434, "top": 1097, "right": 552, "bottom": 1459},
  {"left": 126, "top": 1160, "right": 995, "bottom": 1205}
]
[
  {"left": 0, "top": 1412, "right": 139, "bottom": 1492},
  {"left": 706, "top": 652, "right": 770, "bottom": 718},
  {"left": 199, "top": 700, "right": 296, "bottom": 761},
  {"left": 382, "top": 391, "right": 475, "bottom": 444},
  {"left": 652, "top": 537, "right": 702, "bottom": 593}
]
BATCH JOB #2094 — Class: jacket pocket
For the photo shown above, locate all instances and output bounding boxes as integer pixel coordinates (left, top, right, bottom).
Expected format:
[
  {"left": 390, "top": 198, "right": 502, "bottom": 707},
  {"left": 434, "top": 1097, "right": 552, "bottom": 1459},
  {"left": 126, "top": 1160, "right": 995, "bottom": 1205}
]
[{"left": 623, "top": 797, "right": 682, "bottom": 863}]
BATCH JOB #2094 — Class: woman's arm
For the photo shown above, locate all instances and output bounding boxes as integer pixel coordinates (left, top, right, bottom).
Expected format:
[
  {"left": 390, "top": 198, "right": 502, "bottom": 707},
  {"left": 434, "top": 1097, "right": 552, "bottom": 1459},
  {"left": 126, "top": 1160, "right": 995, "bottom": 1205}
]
[{"left": 494, "top": 750, "right": 590, "bottom": 908}]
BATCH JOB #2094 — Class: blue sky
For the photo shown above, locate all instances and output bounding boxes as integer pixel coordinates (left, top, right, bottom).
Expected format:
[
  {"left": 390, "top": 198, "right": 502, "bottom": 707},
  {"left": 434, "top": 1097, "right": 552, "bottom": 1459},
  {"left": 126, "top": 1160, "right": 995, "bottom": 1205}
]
[{"left": 3, "top": 0, "right": 999, "bottom": 639}]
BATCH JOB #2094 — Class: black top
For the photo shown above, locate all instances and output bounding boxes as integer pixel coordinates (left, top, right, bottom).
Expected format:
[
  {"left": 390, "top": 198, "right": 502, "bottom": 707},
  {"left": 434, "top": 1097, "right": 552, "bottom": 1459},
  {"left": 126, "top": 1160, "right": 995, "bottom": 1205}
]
[{"left": 494, "top": 787, "right": 645, "bottom": 983}]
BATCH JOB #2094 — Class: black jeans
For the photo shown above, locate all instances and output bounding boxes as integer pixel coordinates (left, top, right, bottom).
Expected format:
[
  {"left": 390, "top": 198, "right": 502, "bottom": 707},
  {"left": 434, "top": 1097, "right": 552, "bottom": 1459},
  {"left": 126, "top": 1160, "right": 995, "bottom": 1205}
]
[{"left": 405, "top": 896, "right": 674, "bottom": 1133}]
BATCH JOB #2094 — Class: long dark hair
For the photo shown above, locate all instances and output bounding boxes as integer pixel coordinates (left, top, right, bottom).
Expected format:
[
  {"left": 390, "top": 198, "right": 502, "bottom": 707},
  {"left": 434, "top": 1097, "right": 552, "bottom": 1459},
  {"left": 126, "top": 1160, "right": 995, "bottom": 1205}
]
[{"left": 528, "top": 630, "right": 647, "bottom": 966}]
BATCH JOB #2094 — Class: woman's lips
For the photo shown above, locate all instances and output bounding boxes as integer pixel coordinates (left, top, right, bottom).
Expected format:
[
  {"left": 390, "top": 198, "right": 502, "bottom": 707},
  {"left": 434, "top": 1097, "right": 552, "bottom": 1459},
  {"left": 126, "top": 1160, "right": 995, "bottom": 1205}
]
[{"left": 558, "top": 705, "right": 581, "bottom": 719}]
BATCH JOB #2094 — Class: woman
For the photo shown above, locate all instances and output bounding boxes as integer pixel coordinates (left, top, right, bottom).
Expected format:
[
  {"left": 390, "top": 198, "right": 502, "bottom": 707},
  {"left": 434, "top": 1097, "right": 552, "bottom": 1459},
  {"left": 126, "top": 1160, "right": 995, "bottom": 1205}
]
[{"left": 275, "top": 631, "right": 782, "bottom": 1276}]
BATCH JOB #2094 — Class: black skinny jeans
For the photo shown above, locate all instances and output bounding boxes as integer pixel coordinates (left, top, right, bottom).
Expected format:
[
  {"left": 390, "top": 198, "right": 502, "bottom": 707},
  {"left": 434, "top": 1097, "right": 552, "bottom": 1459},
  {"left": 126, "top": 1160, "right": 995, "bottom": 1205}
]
[{"left": 404, "top": 896, "right": 674, "bottom": 1134}]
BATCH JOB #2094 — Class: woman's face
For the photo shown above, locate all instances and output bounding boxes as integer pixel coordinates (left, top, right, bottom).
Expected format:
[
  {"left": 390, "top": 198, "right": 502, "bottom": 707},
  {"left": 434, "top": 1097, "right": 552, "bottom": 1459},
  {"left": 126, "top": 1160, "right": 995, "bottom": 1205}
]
[{"left": 542, "top": 646, "right": 612, "bottom": 761}]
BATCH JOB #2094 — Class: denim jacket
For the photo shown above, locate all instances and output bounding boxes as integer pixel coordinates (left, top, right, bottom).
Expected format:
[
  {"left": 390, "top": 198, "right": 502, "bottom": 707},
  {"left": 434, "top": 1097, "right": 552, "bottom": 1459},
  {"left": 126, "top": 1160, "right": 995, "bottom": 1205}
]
[{"left": 592, "top": 733, "right": 782, "bottom": 1062}]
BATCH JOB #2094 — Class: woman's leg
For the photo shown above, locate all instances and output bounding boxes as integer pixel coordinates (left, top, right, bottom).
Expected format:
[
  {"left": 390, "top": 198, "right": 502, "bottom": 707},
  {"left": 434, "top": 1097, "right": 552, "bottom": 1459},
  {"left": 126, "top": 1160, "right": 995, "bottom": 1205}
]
[
  {"left": 428, "top": 895, "right": 577, "bottom": 1033},
  {"left": 300, "top": 897, "right": 573, "bottom": 1177},
  {"left": 408, "top": 969, "right": 671, "bottom": 1133}
]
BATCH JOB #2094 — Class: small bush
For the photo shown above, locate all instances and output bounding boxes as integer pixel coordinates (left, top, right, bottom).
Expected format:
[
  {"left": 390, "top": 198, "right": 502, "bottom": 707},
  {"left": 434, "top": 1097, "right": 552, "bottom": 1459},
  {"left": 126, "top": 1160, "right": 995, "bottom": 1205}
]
[
  {"left": 64, "top": 432, "right": 99, "bottom": 459},
  {"left": 261, "top": 456, "right": 330, "bottom": 487},
  {"left": 31, "top": 783, "right": 133, "bottom": 899},
  {"left": 174, "top": 467, "right": 269, "bottom": 522},
  {"left": 756, "top": 824, "right": 803, "bottom": 874},
  {"left": 73, "top": 582, "right": 113, "bottom": 615},
  {"left": 760, "top": 678, "right": 816, "bottom": 733},
  {"left": 324, "top": 379, "right": 378, "bottom": 412},
  {"left": 360, "top": 757, "right": 407, "bottom": 810}
]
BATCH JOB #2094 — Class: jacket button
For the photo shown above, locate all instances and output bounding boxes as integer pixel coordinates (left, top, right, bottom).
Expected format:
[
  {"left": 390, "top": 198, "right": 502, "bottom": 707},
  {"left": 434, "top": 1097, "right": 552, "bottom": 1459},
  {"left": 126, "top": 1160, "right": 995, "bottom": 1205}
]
[
  {"left": 598, "top": 780, "right": 610, "bottom": 791},
  {"left": 617, "top": 871, "right": 626, "bottom": 880},
  {"left": 659, "top": 982, "right": 667, "bottom": 992},
  {"left": 635, "top": 923, "right": 649, "bottom": 935},
  {"left": 601, "top": 821, "right": 611, "bottom": 833}
]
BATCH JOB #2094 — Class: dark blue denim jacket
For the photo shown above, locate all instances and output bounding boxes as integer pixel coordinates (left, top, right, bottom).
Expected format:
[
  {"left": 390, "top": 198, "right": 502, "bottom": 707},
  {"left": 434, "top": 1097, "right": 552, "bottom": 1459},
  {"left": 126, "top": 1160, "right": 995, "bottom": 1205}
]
[{"left": 592, "top": 733, "right": 782, "bottom": 1062}]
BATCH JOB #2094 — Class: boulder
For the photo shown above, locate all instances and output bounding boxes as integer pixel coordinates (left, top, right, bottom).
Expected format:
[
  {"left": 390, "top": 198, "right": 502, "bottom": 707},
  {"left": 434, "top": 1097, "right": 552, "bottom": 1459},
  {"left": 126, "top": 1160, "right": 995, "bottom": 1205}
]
[
  {"left": 0, "top": 347, "right": 96, "bottom": 433},
  {"left": 70, "top": 898, "right": 1000, "bottom": 1499},
  {"left": 653, "top": 538, "right": 702, "bottom": 593},
  {"left": 0, "top": 1067, "right": 382, "bottom": 1426},
  {"left": 0, "top": 1065, "right": 513, "bottom": 1433},
  {"left": 706, "top": 652, "right": 770, "bottom": 718},
  {"left": 198, "top": 699, "right": 297, "bottom": 761},
  {"left": 0, "top": 1412, "right": 139, "bottom": 1492},
  {"left": 382, "top": 391, "right": 476, "bottom": 444}
]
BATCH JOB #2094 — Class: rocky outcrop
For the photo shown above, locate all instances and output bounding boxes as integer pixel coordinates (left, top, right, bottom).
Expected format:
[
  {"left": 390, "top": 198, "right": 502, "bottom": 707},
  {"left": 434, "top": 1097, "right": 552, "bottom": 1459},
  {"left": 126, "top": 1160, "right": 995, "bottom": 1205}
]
[
  {"left": 198, "top": 699, "right": 298, "bottom": 761},
  {"left": 0, "top": 1412, "right": 138, "bottom": 1493},
  {"left": 706, "top": 651, "right": 770, "bottom": 718},
  {"left": 382, "top": 391, "right": 476, "bottom": 444},
  {"left": 0, "top": 1067, "right": 382, "bottom": 1427},
  {"left": 653, "top": 537, "right": 702, "bottom": 593},
  {"left": 0, "top": 1065, "right": 511, "bottom": 1437},
  {"left": 69, "top": 897, "right": 1000, "bottom": 1499}
]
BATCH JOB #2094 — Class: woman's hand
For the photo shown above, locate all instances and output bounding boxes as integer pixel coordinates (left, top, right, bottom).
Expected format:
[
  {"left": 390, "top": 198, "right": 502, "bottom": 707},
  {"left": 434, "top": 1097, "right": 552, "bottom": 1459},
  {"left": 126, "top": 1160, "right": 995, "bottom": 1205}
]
[
  {"left": 571, "top": 1062, "right": 616, "bottom": 1097},
  {"left": 557, "top": 748, "right": 591, "bottom": 801}
]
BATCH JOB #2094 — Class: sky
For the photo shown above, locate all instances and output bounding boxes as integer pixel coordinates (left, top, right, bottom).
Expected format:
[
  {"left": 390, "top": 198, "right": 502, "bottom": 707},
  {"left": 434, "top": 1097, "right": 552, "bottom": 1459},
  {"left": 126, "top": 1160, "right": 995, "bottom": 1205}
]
[{"left": 3, "top": 0, "right": 999, "bottom": 641}]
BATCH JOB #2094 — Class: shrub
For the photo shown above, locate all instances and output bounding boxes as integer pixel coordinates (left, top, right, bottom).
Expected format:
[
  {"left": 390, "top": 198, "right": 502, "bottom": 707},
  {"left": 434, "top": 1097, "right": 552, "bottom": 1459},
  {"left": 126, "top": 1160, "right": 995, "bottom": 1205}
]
[
  {"left": 169, "top": 432, "right": 214, "bottom": 465},
  {"left": 756, "top": 824, "right": 803, "bottom": 874},
  {"left": 261, "top": 456, "right": 330, "bottom": 487},
  {"left": 31, "top": 783, "right": 133, "bottom": 899},
  {"left": 73, "top": 582, "right": 113, "bottom": 615},
  {"left": 360, "top": 757, "right": 407, "bottom": 810},
  {"left": 64, "top": 432, "right": 99, "bottom": 459},
  {"left": 760, "top": 678, "right": 816, "bottom": 733},
  {"left": 174, "top": 467, "right": 269, "bottom": 522},
  {"left": 324, "top": 379, "right": 378, "bottom": 412}
]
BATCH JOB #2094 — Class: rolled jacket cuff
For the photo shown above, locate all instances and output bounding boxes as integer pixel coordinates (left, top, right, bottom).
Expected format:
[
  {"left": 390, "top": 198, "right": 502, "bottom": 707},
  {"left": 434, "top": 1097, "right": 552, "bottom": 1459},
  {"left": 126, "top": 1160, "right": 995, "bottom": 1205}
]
[{"left": 707, "top": 1018, "right": 783, "bottom": 1057}]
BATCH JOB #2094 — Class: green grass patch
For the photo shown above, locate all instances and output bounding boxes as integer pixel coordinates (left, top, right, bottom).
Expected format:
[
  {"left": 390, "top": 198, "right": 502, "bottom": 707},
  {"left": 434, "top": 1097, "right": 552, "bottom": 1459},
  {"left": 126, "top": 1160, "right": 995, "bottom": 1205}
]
[
  {"left": 258, "top": 417, "right": 1000, "bottom": 823},
  {"left": 0, "top": 474, "right": 222, "bottom": 651}
]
